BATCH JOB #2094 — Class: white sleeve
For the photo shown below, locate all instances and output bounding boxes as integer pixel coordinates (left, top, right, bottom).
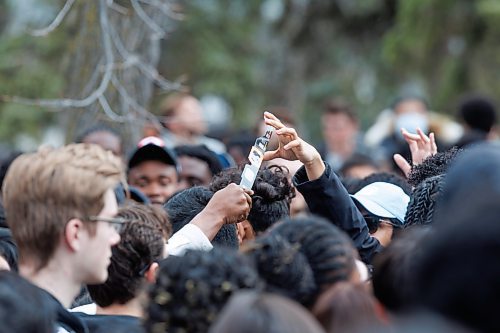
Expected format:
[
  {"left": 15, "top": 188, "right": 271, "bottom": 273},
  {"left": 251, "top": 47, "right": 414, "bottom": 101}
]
[{"left": 166, "top": 224, "right": 213, "bottom": 256}]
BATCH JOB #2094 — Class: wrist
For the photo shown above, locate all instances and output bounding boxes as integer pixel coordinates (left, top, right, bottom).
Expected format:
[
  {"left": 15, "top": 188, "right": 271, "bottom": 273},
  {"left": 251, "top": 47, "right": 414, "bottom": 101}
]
[
  {"left": 190, "top": 207, "right": 225, "bottom": 240},
  {"left": 304, "top": 154, "right": 325, "bottom": 181}
]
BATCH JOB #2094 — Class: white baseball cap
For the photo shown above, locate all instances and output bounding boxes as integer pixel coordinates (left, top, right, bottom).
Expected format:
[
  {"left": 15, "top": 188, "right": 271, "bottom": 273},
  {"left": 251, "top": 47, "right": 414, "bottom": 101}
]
[{"left": 350, "top": 182, "right": 410, "bottom": 224}]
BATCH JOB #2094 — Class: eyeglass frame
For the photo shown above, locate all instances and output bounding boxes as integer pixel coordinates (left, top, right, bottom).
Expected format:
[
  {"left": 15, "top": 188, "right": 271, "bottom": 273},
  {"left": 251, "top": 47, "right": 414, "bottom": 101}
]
[{"left": 85, "top": 216, "right": 130, "bottom": 233}]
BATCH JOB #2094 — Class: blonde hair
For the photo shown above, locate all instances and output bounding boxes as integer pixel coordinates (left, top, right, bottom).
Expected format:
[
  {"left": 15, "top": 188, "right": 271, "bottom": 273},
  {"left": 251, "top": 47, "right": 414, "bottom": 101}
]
[{"left": 2, "top": 143, "right": 125, "bottom": 270}]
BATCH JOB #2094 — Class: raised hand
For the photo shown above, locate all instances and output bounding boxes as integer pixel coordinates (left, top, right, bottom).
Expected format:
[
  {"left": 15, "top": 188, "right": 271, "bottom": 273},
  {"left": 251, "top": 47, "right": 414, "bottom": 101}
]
[
  {"left": 206, "top": 183, "right": 253, "bottom": 224},
  {"left": 263, "top": 111, "right": 325, "bottom": 180},
  {"left": 394, "top": 127, "right": 438, "bottom": 178}
]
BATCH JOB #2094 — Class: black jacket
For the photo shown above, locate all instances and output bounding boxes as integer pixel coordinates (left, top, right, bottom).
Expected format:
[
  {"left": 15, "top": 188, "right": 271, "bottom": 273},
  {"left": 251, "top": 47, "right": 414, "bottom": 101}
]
[
  {"left": 293, "top": 162, "right": 383, "bottom": 264},
  {"left": 36, "top": 288, "right": 88, "bottom": 333},
  {"left": 76, "top": 313, "right": 144, "bottom": 333}
]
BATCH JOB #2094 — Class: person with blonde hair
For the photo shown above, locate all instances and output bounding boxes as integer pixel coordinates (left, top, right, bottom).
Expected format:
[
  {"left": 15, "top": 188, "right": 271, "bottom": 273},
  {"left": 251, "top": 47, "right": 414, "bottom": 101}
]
[{"left": 2, "top": 143, "right": 126, "bottom": 332}]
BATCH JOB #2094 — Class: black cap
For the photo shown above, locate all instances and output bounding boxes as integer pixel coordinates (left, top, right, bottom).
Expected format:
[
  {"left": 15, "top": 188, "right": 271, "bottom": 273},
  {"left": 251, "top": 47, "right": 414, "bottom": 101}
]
[{"left": 128, "top": 136, "right": 180, "bottom": 173}]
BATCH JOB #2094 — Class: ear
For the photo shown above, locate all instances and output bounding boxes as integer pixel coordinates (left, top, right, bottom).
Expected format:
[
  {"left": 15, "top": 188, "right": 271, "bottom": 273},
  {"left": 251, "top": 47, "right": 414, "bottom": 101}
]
[
  {"left": 64, "top": 218, "right": 86, "bottom": 253},
  {"left": 145, "top": 262, "right": 159, "bottom": 283}
]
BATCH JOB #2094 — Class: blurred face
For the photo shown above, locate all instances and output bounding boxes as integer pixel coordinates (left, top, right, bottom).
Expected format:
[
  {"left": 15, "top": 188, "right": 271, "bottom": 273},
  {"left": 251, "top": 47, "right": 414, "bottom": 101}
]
[
  {"left": 322, "top": 113, "right": 358, "bottom": 150},
  {"left": 177, "top": 156, "right": 213, "bottom": 190},
  {"left": 82, "top": 131, "right": 122, "bottom": 157},
  {"left": 393, "top": 99, "right": 428, "bottom": 115},
  {"left": 342, "top": 165, "right": 378, "bottom": 180},
  {"left": 128, "top": 161, "right": 179, "bottom": 205},
  {"left": 175, "top": 97, "right": 207, "bottom": 136},
  {"left": 80, "top": 189, "right": 121, "bottom": 284}
]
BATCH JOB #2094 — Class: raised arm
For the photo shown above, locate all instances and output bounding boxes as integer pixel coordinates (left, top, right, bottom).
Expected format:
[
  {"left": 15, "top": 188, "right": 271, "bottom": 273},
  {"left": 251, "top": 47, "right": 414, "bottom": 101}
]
[{"left": 263, "top": 112, "right": 382, "bottom": 263}]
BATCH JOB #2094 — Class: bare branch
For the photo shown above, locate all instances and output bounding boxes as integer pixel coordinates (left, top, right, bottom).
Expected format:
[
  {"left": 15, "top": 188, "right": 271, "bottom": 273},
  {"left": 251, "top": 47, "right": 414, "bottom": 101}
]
[
  {"left": 138, "top": 0, "right": 185, "bottom": 20},
  {"left": 107, "top": 0, "right": 129, "bottom": 15},
  {"left": 30, "top": 0, "right": 76, "bottom": 37},
  {"left": 98, "top": 95, "right": 129, "bottom": 122},
  {"left": 107, "top": 22, "right": 182, "bottom": 91},
  {"left": 130, "top": 0, "right": 166, "bottom": 39},
  {"left": 5, "top": 0, "right": 115, "bottom": 110}
]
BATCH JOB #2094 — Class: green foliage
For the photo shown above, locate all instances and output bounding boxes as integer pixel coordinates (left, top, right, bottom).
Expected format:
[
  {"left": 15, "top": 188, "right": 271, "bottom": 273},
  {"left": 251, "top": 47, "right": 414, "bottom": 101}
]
[
  {"left": 3, "top": 0, "right": 500, "bottom": 146},
  {"left": 156, "top": 0, "right": 265, "bottom": 126},
  {"left": 0, "top": 1, "right": 68, "bottom": 145}
]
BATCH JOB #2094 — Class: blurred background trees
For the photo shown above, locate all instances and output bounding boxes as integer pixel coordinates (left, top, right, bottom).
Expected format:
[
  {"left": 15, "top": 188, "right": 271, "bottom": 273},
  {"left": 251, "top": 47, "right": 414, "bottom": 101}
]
[{"left": 1, "top": 0, "right": 500, "bottom": 149}]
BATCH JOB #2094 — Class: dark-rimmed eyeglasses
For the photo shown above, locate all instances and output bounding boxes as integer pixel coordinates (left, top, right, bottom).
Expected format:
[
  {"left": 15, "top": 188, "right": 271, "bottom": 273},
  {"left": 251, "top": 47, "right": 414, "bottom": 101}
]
[{"left": 86, "top": 216, "right": 129, "bottom": 233}]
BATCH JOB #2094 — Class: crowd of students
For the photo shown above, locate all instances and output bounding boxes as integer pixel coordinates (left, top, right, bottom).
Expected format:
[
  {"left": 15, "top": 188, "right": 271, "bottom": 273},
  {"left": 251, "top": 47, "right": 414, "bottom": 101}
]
[{"left": 0, "top": 92, "right": 499, "bottom": 333}]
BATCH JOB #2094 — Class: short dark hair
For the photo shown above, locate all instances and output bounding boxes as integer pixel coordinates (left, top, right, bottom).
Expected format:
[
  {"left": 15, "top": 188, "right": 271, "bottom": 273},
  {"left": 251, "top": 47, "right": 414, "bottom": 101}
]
[
  {"left": 210, "top": 165, "right": 294, "bottom": 234},
  {"left": 144, "top": 248, "right": 263, "bottom": 333},
  {"left": 209, "top": 291, "right": 325, "bottom": 333},
  {"left": 0, "top": 270, "right": 57, "bottom": 332},
  {"left": 313, "top": 281, "right": 380, "bottom": 332},
  {"left": 407, "top": 147, "right": 462, "bottom": 187},
  {"left": 174, "top": 145, "right": 223, "bottom": 176},
  {"left": 268, "top": 216, "right": 357, "bottom": 305},
  {"left": 338, "top": 153, "right": 379, "bottom": 179},
  {"left": 242, "top": 234, "right": 316, "bottom": 307},
  {"left": 323, "top": 98, "right": 357, "bottom": 122},
  {"left": 87, "top": 203, "right": 167, "bottom": 307},
  {"left": 372, "top": 226, "right": 431, "bottom": 313},
  {"left": 458, "top": 95, "right": 497, "bottom": 132},
  {"left": 163, "top": 186, "right": 238, "bottom": 249}
]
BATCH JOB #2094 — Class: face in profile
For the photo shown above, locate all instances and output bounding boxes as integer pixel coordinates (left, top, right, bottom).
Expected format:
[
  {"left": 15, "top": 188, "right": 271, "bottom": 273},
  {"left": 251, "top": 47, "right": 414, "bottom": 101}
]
[
  {"left": 128, "top": 160, "right": 179, "bottom": 205},
  {"left": 79, "top": 188, "right": 121, "bottom": 284}
]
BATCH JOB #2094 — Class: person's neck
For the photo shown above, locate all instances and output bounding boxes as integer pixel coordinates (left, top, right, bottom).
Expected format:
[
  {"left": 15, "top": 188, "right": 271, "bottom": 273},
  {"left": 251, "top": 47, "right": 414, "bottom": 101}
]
[
  {"left": 96, "top": 297, "right": 143, "bottom": 318},
  {"left": 20, "top": 258, "right": 80, "bottom": 308}
]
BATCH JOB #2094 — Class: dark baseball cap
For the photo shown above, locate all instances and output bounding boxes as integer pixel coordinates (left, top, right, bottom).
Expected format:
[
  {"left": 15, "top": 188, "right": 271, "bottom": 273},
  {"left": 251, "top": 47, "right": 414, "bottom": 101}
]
[{"left": 128, "top": 136, "right": 180, "bottom": 173}]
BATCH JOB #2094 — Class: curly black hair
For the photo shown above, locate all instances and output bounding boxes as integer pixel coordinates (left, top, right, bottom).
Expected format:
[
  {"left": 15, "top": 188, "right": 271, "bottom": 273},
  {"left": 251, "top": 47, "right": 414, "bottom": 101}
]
[
  {"left": 242, "top": 234, "right": 316, "bottom": 307},
  {"left": 407, "top": 147, "right": 462, "bottom": 187},
  {"left": 164, "top": 186, "right": 238, "bottom": 249},
  {"left": 268, "top": 216, "right": 356, "bottom": 305},
  {"left": 209, "top": 165, "right": 294, "bottom": 233},
  {"left": 144, "top": 248, "right": 263, "bottom": 333},
  {"left": 349, "top": 172, "right": 412, "bottom": 195},
  {"left": 404, "top": 174, "right": 445, "bottom": 228},
  {"left": 87, "top": 204, "right": 167, "bottom": 307}
]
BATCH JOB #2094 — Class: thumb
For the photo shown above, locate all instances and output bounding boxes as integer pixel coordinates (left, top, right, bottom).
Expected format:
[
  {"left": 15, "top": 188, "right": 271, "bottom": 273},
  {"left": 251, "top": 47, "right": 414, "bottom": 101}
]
[
  {"left": 263, "top": 149, "right": 279, "bottom": 161},
  {"left": 393, "top": 154, "right": 411, "bottom": 178}
]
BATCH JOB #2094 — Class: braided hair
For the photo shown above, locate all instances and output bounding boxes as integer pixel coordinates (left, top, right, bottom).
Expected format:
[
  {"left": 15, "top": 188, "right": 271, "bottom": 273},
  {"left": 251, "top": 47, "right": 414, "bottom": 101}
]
[
  {"left": 268, "top": 216, "right": 356, "bottom": 305},
  {"left": 404, "top": 174, "right": 446, "bottom": 228},
  {"left": 408, "top": 147, "right": 462, "bottom": 187},
  {"left": 242, "top": 234, "right": 316, "bottom": 307},
  {"left": 144, "top": 248, "right": 263, "bottom": 333}
]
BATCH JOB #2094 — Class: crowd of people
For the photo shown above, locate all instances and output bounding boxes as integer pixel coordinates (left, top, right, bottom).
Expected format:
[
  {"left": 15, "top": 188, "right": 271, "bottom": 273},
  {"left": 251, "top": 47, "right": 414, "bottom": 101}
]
[{"left": 0, "top": 92, "right": 499, "bottom": 333}]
